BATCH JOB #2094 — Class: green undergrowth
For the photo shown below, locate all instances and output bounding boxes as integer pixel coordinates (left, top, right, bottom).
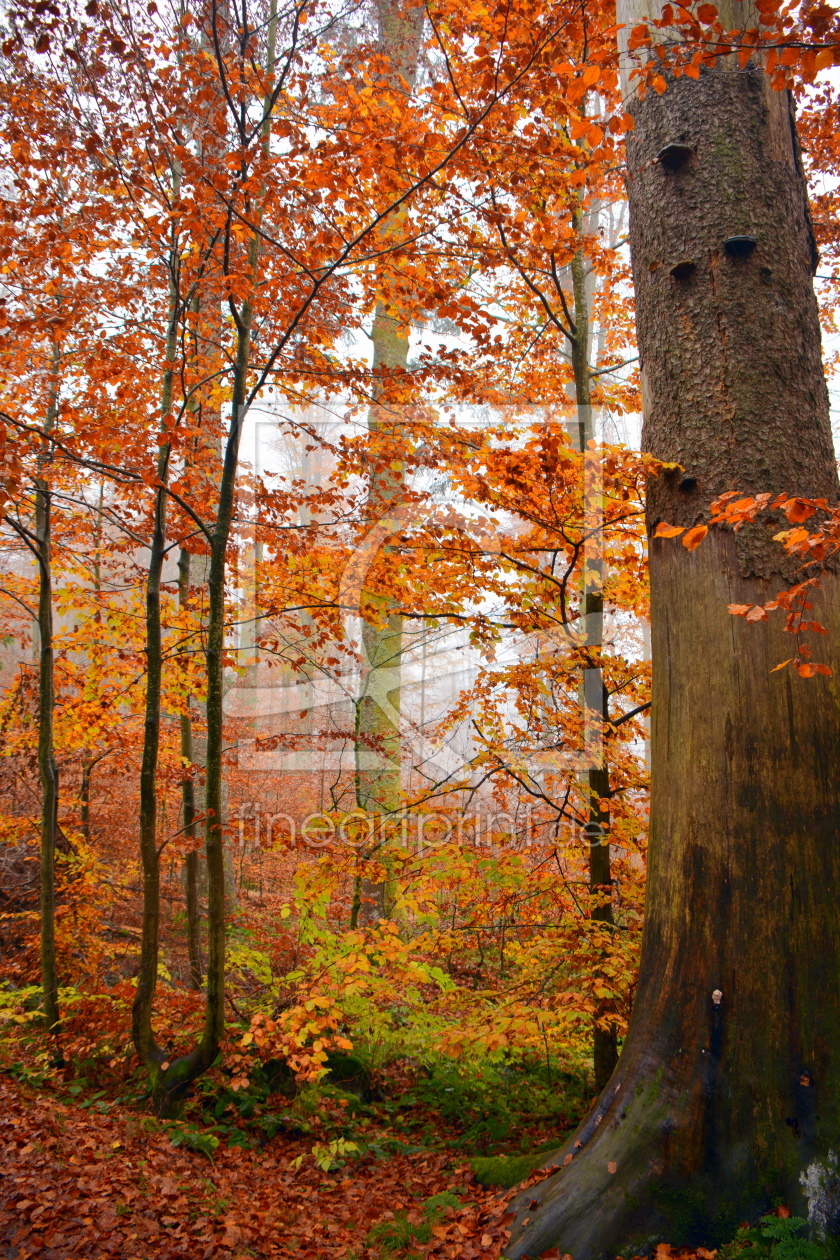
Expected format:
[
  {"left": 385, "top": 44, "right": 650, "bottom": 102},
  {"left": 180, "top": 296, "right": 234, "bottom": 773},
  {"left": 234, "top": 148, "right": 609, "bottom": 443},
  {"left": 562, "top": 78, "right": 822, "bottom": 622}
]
[
  {"left": 365, "top": 1192, "right": 462, "bottom": 1258},
  {"left": 1, "top": 989, "right": 594, "bottom": 1178},
  {"left": 720, "top": 1214, "right": 840, "bottom": 1259}
]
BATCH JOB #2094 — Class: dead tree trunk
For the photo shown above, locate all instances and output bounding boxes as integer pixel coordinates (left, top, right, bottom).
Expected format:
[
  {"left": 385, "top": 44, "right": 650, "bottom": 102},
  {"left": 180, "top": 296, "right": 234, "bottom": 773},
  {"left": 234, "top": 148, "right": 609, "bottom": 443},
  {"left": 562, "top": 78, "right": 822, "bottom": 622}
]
[{"left": 505, "top": 36, "right": 840, "bottom": 1260}]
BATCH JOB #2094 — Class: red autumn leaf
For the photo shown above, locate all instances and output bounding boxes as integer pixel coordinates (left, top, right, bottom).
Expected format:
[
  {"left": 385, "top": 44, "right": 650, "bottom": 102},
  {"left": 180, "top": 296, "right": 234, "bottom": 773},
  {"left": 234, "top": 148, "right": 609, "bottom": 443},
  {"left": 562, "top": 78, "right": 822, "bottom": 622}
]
[{"left": 654, "top": 522, "right": 685, "bottom": 538}]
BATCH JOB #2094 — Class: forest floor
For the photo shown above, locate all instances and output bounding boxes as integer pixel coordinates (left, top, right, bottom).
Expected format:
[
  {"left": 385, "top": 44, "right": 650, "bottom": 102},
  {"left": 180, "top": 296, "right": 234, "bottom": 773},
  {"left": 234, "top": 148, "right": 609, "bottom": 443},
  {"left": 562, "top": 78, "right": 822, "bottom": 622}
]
[
  {"left": 0, "top": 1063, "right": 722, "bottom": 1260},
  {"left": 0, "top": 1069, "right": 515, "bottom": 1260}
]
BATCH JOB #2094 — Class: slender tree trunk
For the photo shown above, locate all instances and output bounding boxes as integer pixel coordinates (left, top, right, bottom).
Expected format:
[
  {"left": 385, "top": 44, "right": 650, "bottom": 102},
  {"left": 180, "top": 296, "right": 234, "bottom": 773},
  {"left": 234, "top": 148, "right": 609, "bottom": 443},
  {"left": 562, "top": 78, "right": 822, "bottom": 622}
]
[
  {"left": 353, "top": 315, "right": 409, "bottom": 926},
  {"left": 131, "top": 253, "right": 178, "bottom": 1079},
  {"left": 80, "top": 480, "right": 105, "bottom": 844},
  {"left": 178, "top": 546, "right": 203, "bottom": 989},
  {"left": 353, "top": 0, "right": 424, "bottom": 927},
  {"left": 570, "top": 228, "right": 619, "bottom": 1091},
  {"left": 79, "top": 756, "right": 91, "bottom": 844},
  {"left": 505, "top": 29, "right": 840, "bottom": 1260},
  {"left": 34, "top": 362, "right": 60, "bottom": 1032},
  {"left": 194, "top": 0, "right": 279, "bottom": 1085}
]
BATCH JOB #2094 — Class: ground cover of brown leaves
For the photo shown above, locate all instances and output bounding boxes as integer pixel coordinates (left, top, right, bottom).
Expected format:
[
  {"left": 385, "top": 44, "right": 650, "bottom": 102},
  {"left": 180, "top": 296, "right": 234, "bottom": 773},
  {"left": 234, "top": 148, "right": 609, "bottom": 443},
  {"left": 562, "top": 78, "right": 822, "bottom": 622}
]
[
  {"left": 0, "top": 1075, "right": 516, "bottom": 1260},
  {"left": 0, "top": 1076, "right": 736, "bottom": 1260}
]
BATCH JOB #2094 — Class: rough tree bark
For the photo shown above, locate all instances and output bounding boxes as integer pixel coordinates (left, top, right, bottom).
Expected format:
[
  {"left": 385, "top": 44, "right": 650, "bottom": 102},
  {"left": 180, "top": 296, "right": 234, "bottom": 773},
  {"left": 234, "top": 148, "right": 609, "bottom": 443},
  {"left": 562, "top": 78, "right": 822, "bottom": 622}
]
[{"left": 504, "top": 21, "right": 840, "bottom": 1260}]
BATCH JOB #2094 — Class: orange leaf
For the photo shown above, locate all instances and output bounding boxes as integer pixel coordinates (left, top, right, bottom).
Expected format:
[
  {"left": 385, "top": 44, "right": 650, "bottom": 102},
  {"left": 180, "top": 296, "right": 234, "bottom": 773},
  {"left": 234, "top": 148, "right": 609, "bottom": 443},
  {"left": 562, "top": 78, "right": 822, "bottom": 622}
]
[
  {"left": 582, "top": 64, "right": 601, "bottom": 87},
  {"left": 654, "top": 522, "right": 685, "bottom": 538},
  {"left": 815, "top": 47, "right": 840, "bottom": 70},
  {"left": 770, "top": 659, "right": 792, "bottom": 672},
  {"left": 682, "top": 524, "right": 709, "bottom": 549},
  {"left": 783, "top": 498, "right": 816, "bottom": 523},
  {"left": 652, "top": 73, "right": 668, "bottom": 93},
  {"left": 696, "top": 2, "right": 717, "bottom": 20},
  {"left": 607, "top": 1160, "right": 617, "bottom": 1174},
  {"left": 745, "top": 605, "right": 767, "bottom": 621},
  {"left": 728, "top": 604, "right": 751, "bottom": 615}
]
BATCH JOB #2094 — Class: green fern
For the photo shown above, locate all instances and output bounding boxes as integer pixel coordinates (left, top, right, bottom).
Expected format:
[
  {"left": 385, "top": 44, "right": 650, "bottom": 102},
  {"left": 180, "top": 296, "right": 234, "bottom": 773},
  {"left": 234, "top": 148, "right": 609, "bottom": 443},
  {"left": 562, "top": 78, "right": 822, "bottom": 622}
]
[{"left": 720, "top": 1213, "right": 830, "bottom": 1260}]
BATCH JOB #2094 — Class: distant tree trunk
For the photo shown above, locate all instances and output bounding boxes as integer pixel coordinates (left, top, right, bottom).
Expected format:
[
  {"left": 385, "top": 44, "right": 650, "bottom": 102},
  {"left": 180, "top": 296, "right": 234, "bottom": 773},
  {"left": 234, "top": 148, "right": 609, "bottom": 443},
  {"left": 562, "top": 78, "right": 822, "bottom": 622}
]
[
  {"left": 352, "top": 0, "right": 424, "bottom": 927},
  {"left": 570, "top": 222, "right": 619, "bottom": 1092},
  {"left": 505, "top": 21, "right": 840, "bottom": 1260}
]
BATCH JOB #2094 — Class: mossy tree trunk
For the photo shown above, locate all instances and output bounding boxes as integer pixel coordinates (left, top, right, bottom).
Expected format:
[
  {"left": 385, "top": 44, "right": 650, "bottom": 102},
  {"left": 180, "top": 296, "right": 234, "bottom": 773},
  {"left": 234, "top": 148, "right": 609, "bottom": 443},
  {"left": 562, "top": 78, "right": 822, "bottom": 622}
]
[{"left": 505, "top": 26, "right": 840, "bottom": 1260}]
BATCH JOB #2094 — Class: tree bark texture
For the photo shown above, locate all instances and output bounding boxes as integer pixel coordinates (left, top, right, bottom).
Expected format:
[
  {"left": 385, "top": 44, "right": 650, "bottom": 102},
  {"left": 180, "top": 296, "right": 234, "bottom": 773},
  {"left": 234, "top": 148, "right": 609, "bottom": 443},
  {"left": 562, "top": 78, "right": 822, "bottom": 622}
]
[{"left": 504, "top": 61, "right": 840, "bottom": 1260}]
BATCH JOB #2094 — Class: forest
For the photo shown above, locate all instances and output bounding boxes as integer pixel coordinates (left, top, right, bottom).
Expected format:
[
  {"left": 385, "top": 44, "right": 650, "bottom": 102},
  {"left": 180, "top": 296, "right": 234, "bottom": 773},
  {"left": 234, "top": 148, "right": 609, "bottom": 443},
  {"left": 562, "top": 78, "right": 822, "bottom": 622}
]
[{"left": 2, "top": 0, "right": 840, "bottom": 1255}]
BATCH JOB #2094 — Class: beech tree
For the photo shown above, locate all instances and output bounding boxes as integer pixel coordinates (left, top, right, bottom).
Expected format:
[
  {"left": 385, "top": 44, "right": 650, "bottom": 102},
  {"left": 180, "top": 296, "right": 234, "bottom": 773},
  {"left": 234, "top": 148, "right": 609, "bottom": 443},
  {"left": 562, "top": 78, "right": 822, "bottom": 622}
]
[{"left": 505, "top": 5, "right": 840, "bottom": 1258}]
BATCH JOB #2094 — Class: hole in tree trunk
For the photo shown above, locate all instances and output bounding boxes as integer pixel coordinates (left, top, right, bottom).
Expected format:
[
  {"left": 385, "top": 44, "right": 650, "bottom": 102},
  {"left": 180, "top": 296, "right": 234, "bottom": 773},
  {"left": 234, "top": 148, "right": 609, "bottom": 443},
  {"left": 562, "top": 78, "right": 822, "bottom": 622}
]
[
  {"left": 724, "top": 235, "right": 758, "bottom": 258},
  {"left": 657, "top": 142, "right": 694, "bottom": 171}
]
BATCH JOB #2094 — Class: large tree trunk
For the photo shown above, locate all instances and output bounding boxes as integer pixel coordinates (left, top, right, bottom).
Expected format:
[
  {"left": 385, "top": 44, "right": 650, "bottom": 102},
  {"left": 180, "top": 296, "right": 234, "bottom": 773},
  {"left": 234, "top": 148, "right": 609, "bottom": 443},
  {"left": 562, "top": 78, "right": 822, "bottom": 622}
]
[{"left": 504, "top": 41, "right": 840, "bottom": 1260}]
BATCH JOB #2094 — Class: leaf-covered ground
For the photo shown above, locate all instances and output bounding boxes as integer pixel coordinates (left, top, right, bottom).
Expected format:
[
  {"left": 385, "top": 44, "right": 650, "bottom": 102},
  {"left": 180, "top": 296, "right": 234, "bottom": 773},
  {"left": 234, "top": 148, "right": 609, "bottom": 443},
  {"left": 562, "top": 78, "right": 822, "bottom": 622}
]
[
  {"left": 0, "top": 1071, "right": 805, "bottom": 1259},
  {"left": 0, "top": 1074, "right": 518, "bottom": 1260}
]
